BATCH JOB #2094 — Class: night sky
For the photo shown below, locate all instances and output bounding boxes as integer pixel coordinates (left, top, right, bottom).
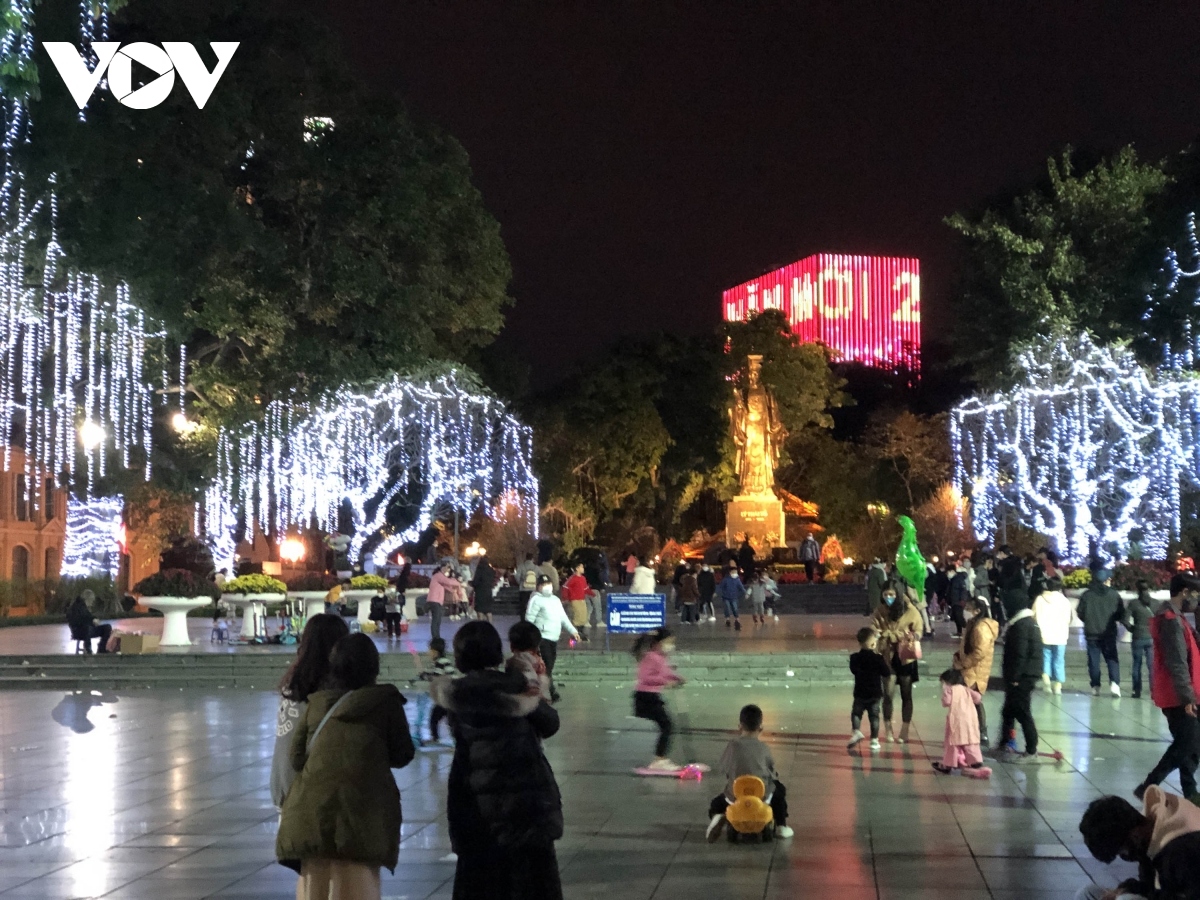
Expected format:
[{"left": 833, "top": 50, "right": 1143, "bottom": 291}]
[{"left": 330, "top": 2, "right": 1200, "bottom": 378}]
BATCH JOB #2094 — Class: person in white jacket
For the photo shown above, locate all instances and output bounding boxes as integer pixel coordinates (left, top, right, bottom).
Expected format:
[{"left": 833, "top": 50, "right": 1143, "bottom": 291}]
[
  {"left": 1032, "top": 575, "right": 1072, "bottom": 695},
  {"left": 524, "top": 575, "right": 579, "bottom": 702},
  {"left": 630, "top": 558, "right": 658, "bottom": 595}
]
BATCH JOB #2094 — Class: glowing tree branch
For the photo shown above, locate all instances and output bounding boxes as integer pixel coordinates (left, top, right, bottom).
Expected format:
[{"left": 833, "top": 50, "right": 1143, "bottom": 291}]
[{"left": 952, "top": 333, "right": 1200, "bottom": 563}]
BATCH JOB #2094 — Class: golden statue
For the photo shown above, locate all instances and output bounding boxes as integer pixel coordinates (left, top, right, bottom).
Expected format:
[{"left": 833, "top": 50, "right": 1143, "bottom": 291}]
[{"left": 729, "top": 354, "right": 787, "bottom": 498}]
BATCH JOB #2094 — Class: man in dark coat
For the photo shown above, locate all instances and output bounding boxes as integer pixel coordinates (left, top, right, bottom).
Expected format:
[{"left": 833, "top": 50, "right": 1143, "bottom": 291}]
[
  {"left": 994, "top": 546, "right": 1028, "bottom": 621},
  {"left": 947, "top": 559, "right": 970, "bottom": 637},
  {"left": 66, "top": 590, "right": 112, "bottom": 654},
  {"left": 996, "top": 606, "right": 1043, "bottom": 761},
  {"left": 1077, "top": 568, "right": 1125, "bottom": 697},
  {"left": 697, "top": 564, "right": 717, "bottom": 622},
  {"left": 737, "top": 538, "right": 758, "bottom": 583},
  {"left": 798, "top": 534, "right": 820, "bottom": 583}
]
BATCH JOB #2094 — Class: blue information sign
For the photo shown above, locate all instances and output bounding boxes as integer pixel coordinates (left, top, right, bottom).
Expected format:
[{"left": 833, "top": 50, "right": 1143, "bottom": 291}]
[{"left": 606, "top": 594, "right": 666, "bottom": 634}]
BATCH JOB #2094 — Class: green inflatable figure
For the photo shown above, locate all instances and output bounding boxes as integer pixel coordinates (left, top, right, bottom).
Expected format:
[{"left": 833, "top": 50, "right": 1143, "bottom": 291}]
[{"left": 895, "top": 515, "right": 926, "bottom": 600}]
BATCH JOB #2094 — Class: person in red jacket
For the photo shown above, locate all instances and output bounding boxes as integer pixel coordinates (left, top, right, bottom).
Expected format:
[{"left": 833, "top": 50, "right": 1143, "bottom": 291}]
[
  {"left": 562, "top": 563, "right": 591, "bottom": 643},
  {"left": 1136, "top": 582, "right": 1200, "bottom": 801}
]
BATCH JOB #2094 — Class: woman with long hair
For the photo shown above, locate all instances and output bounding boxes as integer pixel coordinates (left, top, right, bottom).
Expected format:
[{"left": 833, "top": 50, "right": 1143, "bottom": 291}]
[{"left": 270, "top": 613, "right": 349, "bottom": 810}]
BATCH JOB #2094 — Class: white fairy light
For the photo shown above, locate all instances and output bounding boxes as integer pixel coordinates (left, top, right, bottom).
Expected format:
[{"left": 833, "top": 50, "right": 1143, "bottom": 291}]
[
  {"left": 61, "top": 493, "right": 123, "bottom": 578},
  {"left": 204, "top": 372, "right": 539, "bottom": 570},
  {"left": 952, "top": 332, "right": 1200, "bottom": 563}
]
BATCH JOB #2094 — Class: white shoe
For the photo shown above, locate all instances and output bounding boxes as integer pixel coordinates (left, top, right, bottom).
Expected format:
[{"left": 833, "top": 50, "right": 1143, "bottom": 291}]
[
  {"left": 706, "top": 814, "right": 726, "bottom": 842},
  {"left": 708, "top": 615, "right": 716, "bottom": 622},
  {"left": 1092, "top": 686, "right": 1101, "bottom": 697},
  {"left": 773, "top": 615, "right": 780, "bottom": 622},
  {"left": 1053, "top": 682, "right": 1062, "bottom": 695},
  {"left": 1041, "top": 674, "right": 1052, "bottom": 693},
  {"left": 848, "top": 730, "right": 865, "bottom": 748},
  {"left": 869, "top": 739, "right": 881, "bottom": 750},
  {"left": 648, "top": 758, "right": 681, "bottom": 771},
  {"left": 1111, "top": 683, "right": 1121, "bottom": 698},
  {"left": 774, "top": 825, "right": 794, "bottom": 838}
]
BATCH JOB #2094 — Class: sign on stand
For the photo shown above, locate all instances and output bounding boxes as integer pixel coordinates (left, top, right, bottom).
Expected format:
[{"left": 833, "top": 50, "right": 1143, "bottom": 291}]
[{"left": 605, "top": 594, "right": 666, "bottom": 652}]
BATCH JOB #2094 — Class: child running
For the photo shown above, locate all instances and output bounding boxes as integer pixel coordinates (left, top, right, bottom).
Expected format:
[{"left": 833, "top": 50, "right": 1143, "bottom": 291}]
[
  {"left": 848, "top": 626, "right": 892, "bottom": 750},
  {"left": 507, "top": 620, "right": 552, "bottom": 701},
  {"left": 932, "top": 668, "right": 987, "bottom": 774},
  {"left": 413, "top": 637, "right": 457, "bottom": 745},
  {"left": 633, "top": 627, "right": 685, "bottom": 770},
  {"left": 705, "top": 704, "right": 794, "bottom": 842}
]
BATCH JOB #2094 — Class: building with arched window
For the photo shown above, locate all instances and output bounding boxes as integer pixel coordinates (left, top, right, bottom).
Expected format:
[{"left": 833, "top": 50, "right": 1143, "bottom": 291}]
[{"left": 0, "top": 448, "right": 68, "bottom": 581}]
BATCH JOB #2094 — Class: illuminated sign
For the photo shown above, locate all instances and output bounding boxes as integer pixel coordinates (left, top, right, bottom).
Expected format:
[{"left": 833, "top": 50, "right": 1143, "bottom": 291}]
[{"left": 722, "top": 254, "right": 920, "bottom": 371}]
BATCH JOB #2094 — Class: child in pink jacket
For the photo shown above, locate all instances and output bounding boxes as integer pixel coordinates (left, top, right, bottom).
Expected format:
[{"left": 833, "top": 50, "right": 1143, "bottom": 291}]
[
  {"left": 633, "top": 628, "right": 685, "bottom": 770},
  {"left": 933, "top": 668, "right": 985, "bottom": 773}
]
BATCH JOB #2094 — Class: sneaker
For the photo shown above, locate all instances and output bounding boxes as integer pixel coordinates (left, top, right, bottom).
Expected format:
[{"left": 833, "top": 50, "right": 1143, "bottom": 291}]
[
  {"left": 774, "top": 825, "right": 794, "bottom": 838},
  {"left": 648, "top": 758, "right": 681, "bottom": 772},
  {"left": 848, "top": 729, "right": 865, "bottom": 748},
  {"left": 1110, "top": 683, "right": 1121, "bottom": 698},
  {"left": 707, "top": 615, "right": 716, "bottom": 623},
  {"left": 1053, "top": 682, "right": 1062, "bottom": 695},
  {"left": 869, "top": 739, "right": 881, "bottom": 751},
  {"left": 773, "top": 614, "right": 780, "bottom": 622},
  {"left": 1092, "top": 685, "right": 1101, "bottom": 697},
  {"left": 1041, "top": 674, "right": 1052, "bottom": 693},
  {"left": 1131, "top": 690, "right": 1141, "bottom": 699},
  {"left": 932, "top": 762, "right": 954, "bottom": 774},
  {"left": 725, "top": 620, "right": 731, "bottom": 628},
  {"left": 734, "top": 620, "right": 742, "bottom": 631},
  {"left": 705, "top": 814, "right": 726, "bottom": 842}
]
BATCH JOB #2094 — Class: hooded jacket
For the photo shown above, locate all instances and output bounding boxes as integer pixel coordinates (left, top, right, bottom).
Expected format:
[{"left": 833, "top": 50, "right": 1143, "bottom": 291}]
[
  {"left": 866, "top": 564, "right": 887, "bottom": 606},
  {"left": 630, "top": 565, "right": 657, "bottom": 596},
  {"left": 1032, "top": 590, "right": 1073, "bottom": 646},
  {"left": 432, "top": 670, "right": 563, "bottom": 852},
  {"left": 1143, "top": 784, "right": 1200, "bottom": 896},
  {"left": 275, "top": 685, "right": 415, "bottom": 872},
  {"left": 1002, "top": 609, "right": 1044, "bottom": 684},
  {"left": 954, "top": 614, "right": 999, "bottom": 695}
]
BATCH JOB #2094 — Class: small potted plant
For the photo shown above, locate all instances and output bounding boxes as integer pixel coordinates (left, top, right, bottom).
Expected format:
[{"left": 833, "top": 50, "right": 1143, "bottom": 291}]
[{"left": 132, "top": 569, "right": 221, "bottom": 647}]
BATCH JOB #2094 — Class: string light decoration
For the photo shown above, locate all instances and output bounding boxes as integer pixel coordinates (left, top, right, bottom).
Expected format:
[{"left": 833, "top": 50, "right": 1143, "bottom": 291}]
[
  {"left": 60, "top": 494, "right": 123, "bottom": 578},
  {"left": 0, "top": 0, "right": 165, "bottom": 507},
  {"left": 1144, "top": 211, "right": 1200, "bottom": 371},
  {"left": 952, "top": 333, "right": 1200, "bottom": 563},
  {"left": 204, "top": 372, "right": 539, "bottom": 569}
]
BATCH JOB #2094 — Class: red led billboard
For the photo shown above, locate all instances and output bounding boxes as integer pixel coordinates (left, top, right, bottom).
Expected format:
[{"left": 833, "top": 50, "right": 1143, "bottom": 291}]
[{"left": 722, "top": 254, "right": 920, "bottom": 371}]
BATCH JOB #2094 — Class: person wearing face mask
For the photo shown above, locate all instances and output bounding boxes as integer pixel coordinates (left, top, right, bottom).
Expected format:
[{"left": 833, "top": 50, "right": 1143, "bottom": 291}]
[
  {"left": 697, "top": 563, "right": 717, "bottom": 622},
  {"left": 870, "top": 585, "right": 923, "bottom": 743},
  {"left": 1135, "top": 583, "right": 1200, "bottom": 802},
  {"left": 426, "top": 563, "right": 458, "bottom": 642},
  {"left": 524, "top": 575, "right": 580, "bottom": 703}
]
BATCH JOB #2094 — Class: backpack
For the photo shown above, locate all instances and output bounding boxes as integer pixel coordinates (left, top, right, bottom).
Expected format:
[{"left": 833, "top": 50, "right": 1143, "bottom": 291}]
[{"left": 522, "top": 568, "right": 538, "bottom": 590}]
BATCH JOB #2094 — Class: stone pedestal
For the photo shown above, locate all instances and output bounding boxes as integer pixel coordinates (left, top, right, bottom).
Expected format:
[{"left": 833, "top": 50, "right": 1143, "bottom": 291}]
[{"left": 726, "top": 496, "right": 786, "bottom": 552}]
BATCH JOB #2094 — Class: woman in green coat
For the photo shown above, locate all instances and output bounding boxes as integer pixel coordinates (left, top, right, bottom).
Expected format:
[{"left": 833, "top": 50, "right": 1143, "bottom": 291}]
[{"left": 277, "top": 633, "right": 416, "bottom": 900}]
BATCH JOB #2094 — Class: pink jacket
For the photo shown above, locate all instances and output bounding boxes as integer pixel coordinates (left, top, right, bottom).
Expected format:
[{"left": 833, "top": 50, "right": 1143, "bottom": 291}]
[
  {"left": 942, "top": 682, "right": 982, "bottom": 747},
  {"left": 427, "top": 571, "right": 457, "bottom": 606},
  {"left": 635, "top": 649, "right": 682, "bottom": 693}
]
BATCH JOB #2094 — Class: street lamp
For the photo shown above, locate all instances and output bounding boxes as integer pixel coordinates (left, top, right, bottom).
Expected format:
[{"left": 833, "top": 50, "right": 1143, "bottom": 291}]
[
  {"left": 464, "top": 541, "right": 486, "bottom": 559},
  {"left": 79, "top": 420, "right": 106, "bottom": 450}
]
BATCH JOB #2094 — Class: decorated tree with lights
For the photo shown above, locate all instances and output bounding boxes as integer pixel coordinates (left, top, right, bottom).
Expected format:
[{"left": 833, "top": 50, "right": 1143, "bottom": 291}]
[{"left": 952, "top": 332, "right": 1200, "bottom": 562}]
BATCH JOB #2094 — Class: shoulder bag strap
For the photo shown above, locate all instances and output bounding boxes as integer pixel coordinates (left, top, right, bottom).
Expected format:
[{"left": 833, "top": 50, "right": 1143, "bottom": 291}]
[{"left": 306, "top": 690, "right": 354, "bottom": 754}]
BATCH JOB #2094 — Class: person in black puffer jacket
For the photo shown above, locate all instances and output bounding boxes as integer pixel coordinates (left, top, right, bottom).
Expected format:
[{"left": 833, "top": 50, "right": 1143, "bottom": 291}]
[
  {"left": 996, "top": 606, "right": 1043, "bottom": 760},
  {"left": 432, "top": 621, "right": 563, "bottom": 900}
]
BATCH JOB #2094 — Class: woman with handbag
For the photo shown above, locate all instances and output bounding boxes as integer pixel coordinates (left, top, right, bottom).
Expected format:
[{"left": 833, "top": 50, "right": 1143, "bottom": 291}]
[
  {"left": 870, "top": 585, "right": 924, "bottom": 743},
  {"left": 276, "top": 633, "right": 416, "bottom": 900}
]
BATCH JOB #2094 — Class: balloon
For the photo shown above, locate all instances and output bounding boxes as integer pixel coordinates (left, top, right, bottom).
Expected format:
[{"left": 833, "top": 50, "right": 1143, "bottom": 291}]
[{"left": 895, "top": 515, "right": 926, "bottom": 600}]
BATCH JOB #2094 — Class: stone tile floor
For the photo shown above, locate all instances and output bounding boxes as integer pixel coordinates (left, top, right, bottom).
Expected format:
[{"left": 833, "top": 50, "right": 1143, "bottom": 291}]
[{"left": 0, "top": 679, "right": 1175, "bottom": 899}]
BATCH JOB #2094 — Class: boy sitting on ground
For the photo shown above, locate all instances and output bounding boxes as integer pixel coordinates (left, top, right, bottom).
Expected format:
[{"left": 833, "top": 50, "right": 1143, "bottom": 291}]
[
  {"left": 705, "top": 704, "right": 794, "bottom": 842},
  {"left": 1076, "top": 785, "right": 1200, "bottom": 900}
]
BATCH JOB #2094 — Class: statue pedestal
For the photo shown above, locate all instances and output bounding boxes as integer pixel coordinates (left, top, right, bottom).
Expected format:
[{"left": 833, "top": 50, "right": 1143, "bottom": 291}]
[{"left": 726, "top": 496, "right": 786, "bottom": 551}]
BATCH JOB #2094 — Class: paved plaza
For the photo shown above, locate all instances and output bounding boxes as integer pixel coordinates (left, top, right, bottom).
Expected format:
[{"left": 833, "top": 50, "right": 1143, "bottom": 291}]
[{"left": 0, "top": 666, "right": 1180, "bottom": 900}]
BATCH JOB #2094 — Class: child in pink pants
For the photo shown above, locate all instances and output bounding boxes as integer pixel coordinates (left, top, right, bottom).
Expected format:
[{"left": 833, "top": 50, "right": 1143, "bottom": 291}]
[{"left": 933, "top": 668, "right": 984, "bottom": 773}]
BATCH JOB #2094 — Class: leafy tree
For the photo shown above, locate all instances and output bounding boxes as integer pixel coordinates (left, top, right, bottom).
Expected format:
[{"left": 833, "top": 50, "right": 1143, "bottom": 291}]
[
  {"left": 946, "top": 146, "right": 1168, "bottom": 384},
  {"left": 865, "top": 410, "right": 951, "bottom": 509},
  {"left": 25, "top": 0, "right": 511, "bottom": 424}
]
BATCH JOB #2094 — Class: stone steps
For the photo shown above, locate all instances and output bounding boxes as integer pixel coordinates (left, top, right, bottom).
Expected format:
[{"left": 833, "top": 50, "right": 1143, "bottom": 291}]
[{"left": 0, "top": 645, "right": 1103, "bottom": 691}]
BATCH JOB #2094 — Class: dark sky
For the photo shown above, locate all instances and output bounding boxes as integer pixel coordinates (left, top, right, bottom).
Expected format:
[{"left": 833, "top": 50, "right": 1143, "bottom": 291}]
[{"left": 329, "top": 2, "right": 1200, "bottom": 376}]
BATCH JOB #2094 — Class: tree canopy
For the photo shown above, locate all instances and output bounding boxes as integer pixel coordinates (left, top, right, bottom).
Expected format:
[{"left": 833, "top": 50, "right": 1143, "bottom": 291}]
[
  {"left": 24, "top": 0, "right": 511, "bottom": 424},
  {"left": 946, "top": 146, "right": 1169, "bottom": 385}
]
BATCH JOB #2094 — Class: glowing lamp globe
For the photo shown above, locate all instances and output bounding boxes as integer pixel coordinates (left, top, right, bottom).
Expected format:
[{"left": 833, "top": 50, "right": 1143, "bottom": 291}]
[
  {"left": 79, "top": 420, "right": 106, "bottom": 451},
  {"left": 279, "top": 538, "right": 306, "bottom": 564}
]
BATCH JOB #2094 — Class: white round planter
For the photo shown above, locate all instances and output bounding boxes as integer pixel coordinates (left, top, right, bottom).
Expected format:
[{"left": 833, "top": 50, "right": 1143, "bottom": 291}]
[
  {"left": 143, "top": 596, "right": 214, "bottom": 646},
  {"left": 289, "top": 590, "right": 331, "bottom": 622},
  {"left": 222, "top": 592, "right": 286, "bottom": 639}
]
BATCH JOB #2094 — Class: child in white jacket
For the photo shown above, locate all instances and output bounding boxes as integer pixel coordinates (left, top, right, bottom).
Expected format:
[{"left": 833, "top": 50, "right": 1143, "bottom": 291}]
[{"left": 1032, "top": 576, "right": 1072, "bottom": 695}]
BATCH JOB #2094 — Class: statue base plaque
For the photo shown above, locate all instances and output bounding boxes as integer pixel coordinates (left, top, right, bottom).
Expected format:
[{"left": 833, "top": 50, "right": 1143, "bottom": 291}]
[{"left": 726, "top": 496, "right": 786, "bottom": 552}]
